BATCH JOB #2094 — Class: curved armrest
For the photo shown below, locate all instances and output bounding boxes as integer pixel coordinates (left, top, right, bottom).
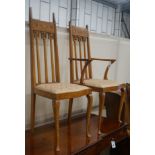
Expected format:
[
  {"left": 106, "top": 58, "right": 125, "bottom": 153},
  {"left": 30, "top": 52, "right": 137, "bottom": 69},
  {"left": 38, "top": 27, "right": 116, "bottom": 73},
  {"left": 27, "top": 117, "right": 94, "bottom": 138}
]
[
  {"left": 91, "top": 58, "right": 116, "bottom": 63},
  {"left": 68, "top": 58, "right": 89, "bottom": 61},
  {"left": 91, "top": 57, "right": 116, "bottom": 80},
  {"left": 68, "top": 57, "right": 116, "bottom": 83}
]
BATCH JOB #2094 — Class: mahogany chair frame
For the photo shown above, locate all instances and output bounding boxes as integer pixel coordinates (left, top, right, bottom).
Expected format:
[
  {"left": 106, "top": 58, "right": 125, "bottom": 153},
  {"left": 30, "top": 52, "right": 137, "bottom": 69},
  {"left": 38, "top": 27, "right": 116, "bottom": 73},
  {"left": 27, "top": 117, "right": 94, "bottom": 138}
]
[
  {"left": 29, "top": 8, "right": 93, "bottom": 151},
  {"left": 68, "top": 22, "right": 126, "bottom": 135}
]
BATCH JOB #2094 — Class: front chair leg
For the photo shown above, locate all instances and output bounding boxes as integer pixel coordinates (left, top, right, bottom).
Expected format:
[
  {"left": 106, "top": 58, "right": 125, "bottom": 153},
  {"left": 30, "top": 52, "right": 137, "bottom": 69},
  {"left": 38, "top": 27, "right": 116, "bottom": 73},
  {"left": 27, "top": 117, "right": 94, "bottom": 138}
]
[
  {"left": 68, "top": 98, "right": 73, "bottom": 123},
  {"left": 118, "top": 88, "right": 126, "bottom": 122},
  {"left": 98, "top": 92, "right": 105, "bottom": 135},
  {"left": 30, "top": 93, "right": 36, "bottom": 133},
  {"left": 52, "top": 100, "right": 60, "bottom": 151},
  {"left": 86, "top": 94, "right": 93, "bottom": 138}
]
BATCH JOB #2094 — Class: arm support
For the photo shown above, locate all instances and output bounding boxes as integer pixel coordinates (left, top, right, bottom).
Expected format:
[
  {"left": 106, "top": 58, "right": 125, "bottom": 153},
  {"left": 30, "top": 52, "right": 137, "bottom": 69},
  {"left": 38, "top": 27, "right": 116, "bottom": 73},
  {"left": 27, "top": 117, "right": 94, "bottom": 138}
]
[
  {"left": 91, "top": 58, "right": 116, "bottom": 63},
  {"left": 68, "top": 57, "right": 116, "bottom": 83},
  {"left": 91, "top": 58, "right": 116, "bottom": 80},
  {"left": 69, "top": 58, "right": 89, "bottom": 61}
]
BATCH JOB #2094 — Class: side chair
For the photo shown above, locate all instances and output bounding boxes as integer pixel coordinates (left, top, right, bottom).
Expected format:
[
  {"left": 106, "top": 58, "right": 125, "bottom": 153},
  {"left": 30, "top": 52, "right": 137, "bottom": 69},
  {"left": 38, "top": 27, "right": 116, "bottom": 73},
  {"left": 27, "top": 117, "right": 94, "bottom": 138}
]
[
  {"left": 29, "top": 8, "right": 93, "bottom": 151},
  {"left": 68, "top": 22, "right": 126, "bottom": 135}
]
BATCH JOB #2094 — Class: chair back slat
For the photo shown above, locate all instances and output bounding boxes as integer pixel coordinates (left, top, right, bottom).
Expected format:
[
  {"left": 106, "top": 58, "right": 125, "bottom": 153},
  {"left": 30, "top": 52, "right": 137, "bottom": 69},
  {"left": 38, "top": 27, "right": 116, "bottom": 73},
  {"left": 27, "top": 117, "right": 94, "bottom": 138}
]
[
  {"left": 86, "top": 26, "right": 92, "bottom": 79},
  {"left": 78, "top": 38, "right": 83, "bottom": 74},
  {"left": 69, "top": 23, "right": 92, "bottom": 83},
  {"left": 83, "top": 39, "right": 88, "bottom": 79},
  {"left": 53, "top": 14, "right": 60, "bottom": 82},
  {"left": 49, "top": 35, "right": 55, "bottom": 82},
  {"left": 29, "top": 7, "right": 60, "bottom": 89},
  {"left": 42, "top": 33, "right": 48, "bottom": 83},
  {"left": 73, "top": 40, "right": 78, "bottom": 80},
  {"left": 69, "top": 22, "right": 74, "bottom": 83},
  {"left": 35, "top": 31, "right": 41, "bottom": 84}
]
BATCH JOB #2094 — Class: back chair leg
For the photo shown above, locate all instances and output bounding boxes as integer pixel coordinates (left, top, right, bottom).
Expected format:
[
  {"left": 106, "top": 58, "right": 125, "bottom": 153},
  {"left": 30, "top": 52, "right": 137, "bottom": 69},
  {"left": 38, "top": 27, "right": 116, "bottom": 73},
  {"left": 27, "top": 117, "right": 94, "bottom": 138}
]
[
  {"left": 86, "top": 94, "right": 93, "bottom": 138},
  {"left": 30, "top": 93, "right": 36, "bottom": 133},
  {"left": 98, "top": 92, "right": 105, "bottom": 135},
  {"left": 68, "top": 98, "right": 73, "bottom": 123},
  {"left": 52, "top": 100, "right": 60, "bottom": 151},
  {"left": 118, "top": 88, "right": 126, "bottom": 122}
]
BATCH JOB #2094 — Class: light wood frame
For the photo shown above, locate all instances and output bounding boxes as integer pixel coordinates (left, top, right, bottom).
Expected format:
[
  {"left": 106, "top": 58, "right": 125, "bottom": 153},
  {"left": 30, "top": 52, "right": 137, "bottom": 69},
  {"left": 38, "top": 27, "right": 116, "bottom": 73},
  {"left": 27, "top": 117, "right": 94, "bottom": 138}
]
[
  {"left": 68, "top": 22, "right": 127, "bottom": 135},
  {"left": 29, "top": 8, "right": 93, "bottom": 151}
]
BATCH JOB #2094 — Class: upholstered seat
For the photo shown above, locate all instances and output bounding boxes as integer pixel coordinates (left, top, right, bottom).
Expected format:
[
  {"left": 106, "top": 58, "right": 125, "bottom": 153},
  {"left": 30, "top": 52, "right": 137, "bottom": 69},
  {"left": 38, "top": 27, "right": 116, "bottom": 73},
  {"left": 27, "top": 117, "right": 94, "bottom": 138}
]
[
  {"left": 34, "top": 83, "right": 91, "bottom": 99},
  {"left": 35, "top": 82, "right": 90, "bottom": 94},
  {"left": 75, "top": 79, "right": 121, "bottom": 90}
]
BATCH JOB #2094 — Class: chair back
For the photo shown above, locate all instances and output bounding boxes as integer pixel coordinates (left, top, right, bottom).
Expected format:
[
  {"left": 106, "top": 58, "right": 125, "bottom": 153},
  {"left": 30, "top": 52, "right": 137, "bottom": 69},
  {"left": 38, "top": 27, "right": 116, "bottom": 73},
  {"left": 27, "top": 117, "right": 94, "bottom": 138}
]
[
  {"left": 69, "top": 23, "right": 92, "bottom": 83},
  {"left": 29, "top": 8, "right": 60, "bottom": 90}
]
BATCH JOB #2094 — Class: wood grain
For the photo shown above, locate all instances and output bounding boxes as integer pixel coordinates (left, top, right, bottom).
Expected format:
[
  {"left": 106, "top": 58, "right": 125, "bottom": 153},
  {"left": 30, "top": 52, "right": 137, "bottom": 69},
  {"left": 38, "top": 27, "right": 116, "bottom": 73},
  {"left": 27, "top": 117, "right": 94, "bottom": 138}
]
[
  {"left": 26, "top": 115, "right": 129, "bottom": 155},
  {"left": 43, "top": 33, "right": 48, "bottom": 83},
  {"left": 29, "top": 8, "right": 93, "bottom": 151},
  {"left": 49, "top": 35, "right": 55, "bottom": 82},
  {"left": 68, "top": 23, "right": 127, "bottom": 135},
  {"left": 35, "top": 32, "right": 41, "bottom": 83}
]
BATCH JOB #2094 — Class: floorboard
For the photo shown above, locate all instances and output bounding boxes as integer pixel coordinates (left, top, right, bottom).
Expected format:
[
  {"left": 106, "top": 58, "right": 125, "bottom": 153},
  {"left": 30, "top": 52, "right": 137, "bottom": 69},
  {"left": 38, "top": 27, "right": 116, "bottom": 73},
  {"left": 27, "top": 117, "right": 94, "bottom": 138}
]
[{"left": 25, "top": 115, "right": 128, "bottom": 155}]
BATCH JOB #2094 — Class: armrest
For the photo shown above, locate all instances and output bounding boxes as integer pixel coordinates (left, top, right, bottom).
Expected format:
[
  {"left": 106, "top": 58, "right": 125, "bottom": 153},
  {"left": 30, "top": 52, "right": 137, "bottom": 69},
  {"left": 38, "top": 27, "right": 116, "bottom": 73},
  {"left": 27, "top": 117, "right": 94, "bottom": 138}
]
[
  {"left": 91, "top": 57, "right": 116, "bottom": 80},
  {"left": 69, "top": 57, "right": 116, "bottom": 63},
  {"left": 69, "top": 57, "right": 116, "bottom": 83},
  {"left": 91, "top": 57, "right": 116, "bottom": 63},
  {"left": 68, "top": 58, "right": 89, "bottom": 61}
]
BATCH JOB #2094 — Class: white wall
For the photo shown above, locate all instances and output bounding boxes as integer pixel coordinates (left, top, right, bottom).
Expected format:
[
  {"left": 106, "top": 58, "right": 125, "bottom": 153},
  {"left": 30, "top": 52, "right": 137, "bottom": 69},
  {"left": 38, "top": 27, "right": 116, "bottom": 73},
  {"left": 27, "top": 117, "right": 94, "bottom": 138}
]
[
  {"left": 71, "top": 0, "right": 116, "bottom": 35},
  {"left": 26, "top": 0, "right": 117, "bottom": 36},
  {"left": 25, "top": 24, "right": 130, "bottom": 129},
  {"left": 25, "top": 0, "right": 71, "bottom": 26},
  {"left": 116, "top": 39, "right": 130, "bottom": 83}
]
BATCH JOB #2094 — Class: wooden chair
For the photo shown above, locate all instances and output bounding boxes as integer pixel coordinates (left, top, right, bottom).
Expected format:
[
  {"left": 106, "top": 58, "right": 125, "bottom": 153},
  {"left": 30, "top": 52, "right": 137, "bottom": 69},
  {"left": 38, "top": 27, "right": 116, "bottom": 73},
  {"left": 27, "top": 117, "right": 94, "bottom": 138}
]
[
  {"left": 29, "top": 8, "right": 93, "bottom": 151},
  {"left": 68, "top": 23, "right": 126, "bottom": 135}
]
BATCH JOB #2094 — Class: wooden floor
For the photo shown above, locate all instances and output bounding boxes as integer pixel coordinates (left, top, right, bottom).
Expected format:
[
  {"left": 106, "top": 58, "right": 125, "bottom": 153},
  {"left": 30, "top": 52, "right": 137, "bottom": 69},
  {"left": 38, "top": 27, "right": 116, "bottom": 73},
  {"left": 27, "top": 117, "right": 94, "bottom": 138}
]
[{"left": 25, "top": 115, "right": 128, "bottom": 155}]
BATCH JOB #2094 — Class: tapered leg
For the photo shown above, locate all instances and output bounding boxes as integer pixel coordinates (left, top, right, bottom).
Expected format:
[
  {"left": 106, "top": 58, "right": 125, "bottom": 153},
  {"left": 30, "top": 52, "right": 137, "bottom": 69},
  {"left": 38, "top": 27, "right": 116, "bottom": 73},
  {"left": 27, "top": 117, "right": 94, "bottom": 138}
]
[
  {"left": 98, "top": 92, "right": 105, "bottom": 135},
  {"left": 118, "top": 88, "right": 126, "bottom": 122},
  {"left": 52, "top": 100, "right": 60, "bottom": 151},
  {"left": 30, "top": 93, "right": 36, "bottom": 133},
  {"left": 68, "top": 98, "right": 73, "bottom": 123},
  {"left": 86, "top": 94, "right": 93, "bottom": 138}
]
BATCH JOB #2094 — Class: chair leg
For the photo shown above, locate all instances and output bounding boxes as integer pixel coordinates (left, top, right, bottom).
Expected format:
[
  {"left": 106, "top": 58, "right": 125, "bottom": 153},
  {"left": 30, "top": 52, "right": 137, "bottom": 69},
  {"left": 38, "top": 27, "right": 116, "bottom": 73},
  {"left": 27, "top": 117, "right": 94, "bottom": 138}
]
[
  {"left": 68, "top": 98, "right": 73, "bottom": 123},
  {"left": 86, "top": 94, "right": 93, "bottom": 138},
  {"left": 52, "top": 100, "right": 60, "bottom": 151},
  {"left": 30, "top": 93, "right": 36, "bottom": 133},
  {"left": 118, "top": 88, "right": 126, "bottom": 122},
  {"left": 98, "top": 92, "right": 105, "bottom": 135}
]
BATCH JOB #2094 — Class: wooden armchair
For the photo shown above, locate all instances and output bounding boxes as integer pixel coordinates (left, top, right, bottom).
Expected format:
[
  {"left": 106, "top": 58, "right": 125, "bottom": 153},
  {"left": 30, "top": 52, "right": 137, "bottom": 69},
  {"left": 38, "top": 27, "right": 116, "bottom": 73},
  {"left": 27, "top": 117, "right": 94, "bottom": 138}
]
[
  {"left": 29, "top": 8, "right": 93, "bottom": 151},
  {"left": 68, "top": 23, "right": 126, "bottom": 135}
]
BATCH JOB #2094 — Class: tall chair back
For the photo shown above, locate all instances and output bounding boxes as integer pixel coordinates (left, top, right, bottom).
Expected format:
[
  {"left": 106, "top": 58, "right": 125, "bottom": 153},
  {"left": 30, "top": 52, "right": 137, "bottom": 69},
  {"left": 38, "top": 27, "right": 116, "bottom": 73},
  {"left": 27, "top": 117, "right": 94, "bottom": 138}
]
[
  {"left": 29, "top": 8, "right": 60, "bottom": 91},
  {"left": 69, "top": 23, "right": 93, "bottom": 83}
]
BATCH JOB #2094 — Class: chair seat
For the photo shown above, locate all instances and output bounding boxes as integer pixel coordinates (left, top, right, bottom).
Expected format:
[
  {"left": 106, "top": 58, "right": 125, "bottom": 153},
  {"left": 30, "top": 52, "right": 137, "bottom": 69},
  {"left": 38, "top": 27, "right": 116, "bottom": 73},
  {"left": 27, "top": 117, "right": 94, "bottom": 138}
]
[
  {"left": 75, "top": 79, "right": 122, "bottom": 91},
  {"left": 34, "top": 82, "right": 91, "bottom": 99}
]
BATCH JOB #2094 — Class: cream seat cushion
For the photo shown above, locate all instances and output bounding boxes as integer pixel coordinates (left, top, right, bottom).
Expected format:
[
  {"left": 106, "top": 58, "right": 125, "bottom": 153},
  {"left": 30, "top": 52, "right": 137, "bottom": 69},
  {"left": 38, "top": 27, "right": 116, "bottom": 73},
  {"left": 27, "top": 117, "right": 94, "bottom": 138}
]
[
  {"left": 35, "top": 82, "right": 90, "bottom": 94},
  {"left": 75, "top": 79, "right": 120, "bottom": 89}
]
